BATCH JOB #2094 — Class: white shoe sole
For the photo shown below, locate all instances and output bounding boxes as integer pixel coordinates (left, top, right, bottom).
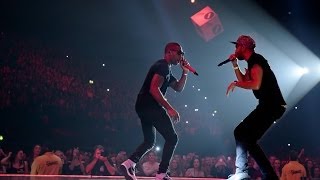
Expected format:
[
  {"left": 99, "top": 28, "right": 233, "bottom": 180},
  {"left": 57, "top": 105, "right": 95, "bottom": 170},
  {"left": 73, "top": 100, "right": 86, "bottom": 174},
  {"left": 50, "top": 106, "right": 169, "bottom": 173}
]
[{"left": 120, "top": 164, "right": 136, "bottom": 180}]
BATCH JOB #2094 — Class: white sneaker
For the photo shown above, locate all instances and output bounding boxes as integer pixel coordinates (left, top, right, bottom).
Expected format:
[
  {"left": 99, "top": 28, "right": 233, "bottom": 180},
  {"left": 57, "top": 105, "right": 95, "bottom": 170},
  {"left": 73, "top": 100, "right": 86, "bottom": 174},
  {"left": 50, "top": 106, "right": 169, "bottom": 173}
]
[
  {"left": 120, "top": 159, "right": 137, "bottom": 180},
  {"left": 155, "top": 173, "right": 171, "bottom": 180},
  {"left": 227, "top": 172, "right": 250, "bottom": 180}
]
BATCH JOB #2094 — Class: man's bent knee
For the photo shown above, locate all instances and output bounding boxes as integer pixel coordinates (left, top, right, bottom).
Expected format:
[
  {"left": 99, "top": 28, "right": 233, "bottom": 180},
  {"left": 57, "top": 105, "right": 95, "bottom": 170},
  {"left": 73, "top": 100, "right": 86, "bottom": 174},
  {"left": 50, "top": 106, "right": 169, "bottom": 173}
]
[{"left": 165, "top": 133, "right": 178, "bottom": 146}]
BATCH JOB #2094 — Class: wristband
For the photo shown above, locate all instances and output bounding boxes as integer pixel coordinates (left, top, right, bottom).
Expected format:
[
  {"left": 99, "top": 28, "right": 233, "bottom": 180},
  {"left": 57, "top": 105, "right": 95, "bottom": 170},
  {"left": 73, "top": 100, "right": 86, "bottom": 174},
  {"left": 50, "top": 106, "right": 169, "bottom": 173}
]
[{"left": 233, "top": 66, "right": 239, "bottom": 70}]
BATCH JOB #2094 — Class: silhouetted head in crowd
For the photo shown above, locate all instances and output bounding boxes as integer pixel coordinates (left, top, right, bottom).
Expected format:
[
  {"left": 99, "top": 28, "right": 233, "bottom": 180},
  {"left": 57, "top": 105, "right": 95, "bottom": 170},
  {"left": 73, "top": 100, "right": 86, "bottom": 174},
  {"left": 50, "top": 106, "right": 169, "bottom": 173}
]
[
  {"left": 40, "top": 142, "right": 54, "bottom": 155},
  {"left": 289, "top": 150, "right": 299, "bottom": 161}
]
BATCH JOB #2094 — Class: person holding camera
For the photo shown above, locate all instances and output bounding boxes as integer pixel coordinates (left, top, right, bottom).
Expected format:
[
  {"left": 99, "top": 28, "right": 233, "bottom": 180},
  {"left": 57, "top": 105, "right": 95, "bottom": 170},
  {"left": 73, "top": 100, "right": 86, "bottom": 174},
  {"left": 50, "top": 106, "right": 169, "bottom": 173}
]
[
  {"left": 68, "top": 147, "right": 85, "bottom": 175},
  {"left": 85, "top": 145, "right": 116, "bottom": 176}
]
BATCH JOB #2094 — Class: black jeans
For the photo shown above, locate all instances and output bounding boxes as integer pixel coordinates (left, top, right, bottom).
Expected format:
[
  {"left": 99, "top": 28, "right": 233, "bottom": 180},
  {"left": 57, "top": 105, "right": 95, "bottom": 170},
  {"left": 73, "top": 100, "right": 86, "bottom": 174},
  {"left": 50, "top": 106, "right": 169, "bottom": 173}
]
[
  {"left": 129, "top": 95, "right": 178, "bottom": 174},
  {"left": 233, "top": 104, "right": 285, "bottom": 179}
]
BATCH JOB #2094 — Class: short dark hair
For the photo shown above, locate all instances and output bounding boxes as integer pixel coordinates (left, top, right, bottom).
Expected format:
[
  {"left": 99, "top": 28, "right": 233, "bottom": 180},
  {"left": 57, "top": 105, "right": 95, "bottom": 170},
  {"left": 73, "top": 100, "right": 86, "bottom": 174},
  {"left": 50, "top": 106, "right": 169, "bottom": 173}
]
[
  {"left": 289, "top": 150, "right": 299, "bottom": 161},
  {"left": 164, "top": 42, "right": 181, "bottom": 54},
  {"left": 93, "top": 145, "right": 104, "bottom": 151},
  {"left": 40, "top": 143, "right": 53, "bottom": 154}
]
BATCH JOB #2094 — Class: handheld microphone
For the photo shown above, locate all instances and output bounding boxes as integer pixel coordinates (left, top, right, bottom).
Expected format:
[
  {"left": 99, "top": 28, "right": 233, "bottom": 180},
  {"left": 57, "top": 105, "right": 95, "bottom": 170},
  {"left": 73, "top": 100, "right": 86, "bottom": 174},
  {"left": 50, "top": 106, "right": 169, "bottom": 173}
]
[
  {"left": 183, "top": 64, "right": 199, "bottom": 76},
  {"left": 217, "top": 59, "right": 232, "bottom": 66}
]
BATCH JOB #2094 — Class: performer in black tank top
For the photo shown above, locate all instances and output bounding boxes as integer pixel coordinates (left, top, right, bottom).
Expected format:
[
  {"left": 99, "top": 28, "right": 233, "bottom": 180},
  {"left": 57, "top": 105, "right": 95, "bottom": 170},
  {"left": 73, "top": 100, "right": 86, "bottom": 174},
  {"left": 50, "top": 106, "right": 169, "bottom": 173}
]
[{"left": 226, "top": 35, "right": 286, "bottom": 180}]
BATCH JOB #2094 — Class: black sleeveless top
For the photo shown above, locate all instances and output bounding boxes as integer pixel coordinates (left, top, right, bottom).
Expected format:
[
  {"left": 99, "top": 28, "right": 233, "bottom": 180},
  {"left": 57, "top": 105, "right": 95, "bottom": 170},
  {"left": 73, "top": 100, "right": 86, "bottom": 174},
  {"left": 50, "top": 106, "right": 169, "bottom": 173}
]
[
  {"left": 247, "top": 53, "right": 286, "bottom": 106},
  {"left": 6, "top": 161, "right": 26, "bottom": 174}
]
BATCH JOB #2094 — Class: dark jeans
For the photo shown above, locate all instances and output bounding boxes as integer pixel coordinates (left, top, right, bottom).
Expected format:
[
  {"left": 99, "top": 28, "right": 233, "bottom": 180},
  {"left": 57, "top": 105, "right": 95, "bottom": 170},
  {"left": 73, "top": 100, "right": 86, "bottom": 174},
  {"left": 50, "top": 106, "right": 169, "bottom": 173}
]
[
  {"left": 129, "top": 95, "right": 178, "bottom": 174},
  {"left": 233, "top": 104, "right": 286, "bottom": 179}
]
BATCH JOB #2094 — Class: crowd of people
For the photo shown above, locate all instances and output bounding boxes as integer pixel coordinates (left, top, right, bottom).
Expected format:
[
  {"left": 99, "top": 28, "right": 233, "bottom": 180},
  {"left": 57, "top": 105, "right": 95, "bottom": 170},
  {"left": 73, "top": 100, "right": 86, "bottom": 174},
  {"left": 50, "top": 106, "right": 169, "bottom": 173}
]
[
  {"left": 0, "top": 33, "right": 231, "bottom": 154},
  {"left": 0, "top": 144, "right": 319, "bottom": 179}
]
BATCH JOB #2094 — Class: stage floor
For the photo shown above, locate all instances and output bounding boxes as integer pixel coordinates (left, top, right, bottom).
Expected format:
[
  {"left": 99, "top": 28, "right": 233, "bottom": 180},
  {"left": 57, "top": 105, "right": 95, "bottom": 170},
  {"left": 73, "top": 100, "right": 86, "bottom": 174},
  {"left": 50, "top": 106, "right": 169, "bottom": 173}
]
[{"left": 0, "top": 174, "right": 226, "bottom": 180}]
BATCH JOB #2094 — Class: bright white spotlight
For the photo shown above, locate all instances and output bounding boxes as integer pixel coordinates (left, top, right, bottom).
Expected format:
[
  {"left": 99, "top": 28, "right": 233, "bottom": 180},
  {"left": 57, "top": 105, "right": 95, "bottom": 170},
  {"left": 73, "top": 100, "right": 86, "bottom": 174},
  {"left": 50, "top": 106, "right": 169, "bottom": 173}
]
[
  {"left": 89, "top": 80, "right": 94, "bottom": 84},
  {"left": 191, "top": 0, "right": 196, "bottom": 3},
  {"left": 302, "top": 67, "right": 309, "bottom": 74},
  {"left": 155, "top": 146, "right": 160, "bottom": 152},
  {"left": 194, "top": 109, "right": 198, "bottom": 111},
  {"left": 295, "top": 67, "right": 309, "bottom": 76},
  {"left": 184, "top": 105, "right": 188, "bottom": 107}
]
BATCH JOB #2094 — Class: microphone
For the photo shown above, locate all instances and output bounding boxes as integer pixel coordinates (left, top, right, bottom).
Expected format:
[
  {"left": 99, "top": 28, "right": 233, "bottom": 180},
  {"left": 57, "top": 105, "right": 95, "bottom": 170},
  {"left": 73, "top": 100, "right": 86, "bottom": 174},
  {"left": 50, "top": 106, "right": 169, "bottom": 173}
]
[
  {"left": 183, "top": 64, "right": 199, "bottom": 76},
  {"left": 217, "top": 59, "right": 232, "bottom": 66}
]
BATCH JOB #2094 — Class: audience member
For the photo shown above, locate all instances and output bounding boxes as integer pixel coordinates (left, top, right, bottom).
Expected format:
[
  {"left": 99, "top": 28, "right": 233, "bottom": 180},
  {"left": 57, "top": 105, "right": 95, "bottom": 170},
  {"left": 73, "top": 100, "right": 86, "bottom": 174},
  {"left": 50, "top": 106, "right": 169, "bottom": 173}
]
[
  {"left": 85, "top": 145, "right": 115, "bottom": 176},
  {"left": 30, "top": 144, "right": 62, "bottom": 175},
  {"left": 281, "top": 150, "right": 306, "bottom": 180},
  {"left": 141, "top": 151, "right": 160, "bottom": 177},
  {"left": 185, "top": 157, "right": 205, "bottom": 177}
]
